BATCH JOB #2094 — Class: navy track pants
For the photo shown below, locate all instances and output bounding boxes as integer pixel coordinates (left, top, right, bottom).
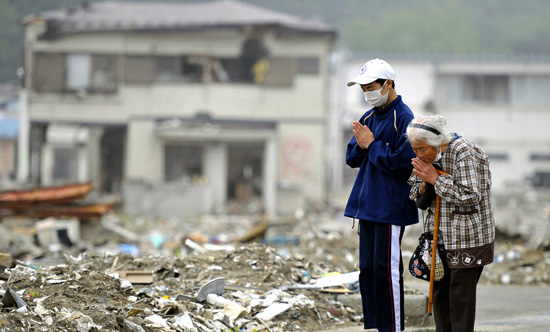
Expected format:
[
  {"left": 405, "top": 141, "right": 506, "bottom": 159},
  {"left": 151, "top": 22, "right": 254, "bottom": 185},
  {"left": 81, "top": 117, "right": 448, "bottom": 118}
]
[{"left": 359, "top": 220, "right": 405, "bottom": 332}]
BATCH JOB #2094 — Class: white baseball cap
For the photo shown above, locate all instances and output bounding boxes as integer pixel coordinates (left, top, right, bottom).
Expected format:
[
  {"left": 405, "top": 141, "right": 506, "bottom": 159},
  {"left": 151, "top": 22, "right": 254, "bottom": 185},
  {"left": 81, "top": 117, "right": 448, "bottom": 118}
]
[{"left": 347, "top": 58, "right": 396, "bottom": 87}]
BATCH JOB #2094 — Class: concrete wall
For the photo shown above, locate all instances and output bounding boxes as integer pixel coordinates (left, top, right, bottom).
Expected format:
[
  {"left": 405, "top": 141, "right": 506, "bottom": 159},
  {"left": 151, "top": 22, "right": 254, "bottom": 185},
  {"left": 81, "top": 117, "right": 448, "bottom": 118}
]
[{"left": 440, "top": 107, "right": 550, "bottom": 190}]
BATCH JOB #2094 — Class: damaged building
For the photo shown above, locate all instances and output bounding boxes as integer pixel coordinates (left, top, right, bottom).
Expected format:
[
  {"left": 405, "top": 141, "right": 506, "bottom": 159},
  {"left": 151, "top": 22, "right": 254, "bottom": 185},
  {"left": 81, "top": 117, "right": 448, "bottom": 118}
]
[{"left": 18, "top": 0, "right": 336, "bottom": 217}]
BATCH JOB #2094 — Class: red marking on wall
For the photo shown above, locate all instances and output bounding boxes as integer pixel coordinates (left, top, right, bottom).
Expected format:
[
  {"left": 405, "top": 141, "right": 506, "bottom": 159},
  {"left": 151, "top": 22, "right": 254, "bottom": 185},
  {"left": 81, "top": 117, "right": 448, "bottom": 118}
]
[{"left": 282, "top": 135, "right": 314, "bottom": 178}]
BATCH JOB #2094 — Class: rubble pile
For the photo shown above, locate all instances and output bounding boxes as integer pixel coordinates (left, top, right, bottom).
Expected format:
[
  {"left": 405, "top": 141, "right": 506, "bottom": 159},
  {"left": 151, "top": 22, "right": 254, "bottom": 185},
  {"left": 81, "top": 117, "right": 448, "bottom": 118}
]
[
  {"left": 492, "top": 188, "right": 550, "bottom": 249},
  {"left": 0, "top": 205, "right": 549, "bottom": 331},
  {"left": 482, "top": 243, "right": 550, "bottom": 285},
  {"left": 0, "top": 239, "right": 362, "bottom": 332}
]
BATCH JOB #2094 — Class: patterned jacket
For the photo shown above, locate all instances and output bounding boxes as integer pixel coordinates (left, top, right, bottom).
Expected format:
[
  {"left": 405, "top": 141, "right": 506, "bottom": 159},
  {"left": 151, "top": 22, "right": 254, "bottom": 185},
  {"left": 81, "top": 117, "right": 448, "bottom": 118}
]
[{"left": 408, "top": 134, "right": 495, "bottom": 269}]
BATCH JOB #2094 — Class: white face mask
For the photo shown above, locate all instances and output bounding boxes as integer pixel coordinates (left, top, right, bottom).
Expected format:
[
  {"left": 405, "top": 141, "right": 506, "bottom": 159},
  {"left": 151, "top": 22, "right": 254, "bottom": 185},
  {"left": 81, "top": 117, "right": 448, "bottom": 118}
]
[{"left": 364, "top": 80, "right": 389, "bottom": 107}]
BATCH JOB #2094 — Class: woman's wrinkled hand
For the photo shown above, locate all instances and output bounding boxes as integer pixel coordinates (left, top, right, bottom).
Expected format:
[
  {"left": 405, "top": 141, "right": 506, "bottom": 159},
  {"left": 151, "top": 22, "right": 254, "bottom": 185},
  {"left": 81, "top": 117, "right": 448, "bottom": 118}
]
[{"left": 412, "top": 157, "right": 439, "bottom": 184}]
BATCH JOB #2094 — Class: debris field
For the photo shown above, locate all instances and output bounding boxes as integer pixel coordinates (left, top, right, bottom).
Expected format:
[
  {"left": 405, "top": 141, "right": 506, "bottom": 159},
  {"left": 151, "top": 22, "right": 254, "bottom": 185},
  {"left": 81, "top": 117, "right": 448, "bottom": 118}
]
[{"left": 0, "top": 208, "right": 549, "bottom": 332}]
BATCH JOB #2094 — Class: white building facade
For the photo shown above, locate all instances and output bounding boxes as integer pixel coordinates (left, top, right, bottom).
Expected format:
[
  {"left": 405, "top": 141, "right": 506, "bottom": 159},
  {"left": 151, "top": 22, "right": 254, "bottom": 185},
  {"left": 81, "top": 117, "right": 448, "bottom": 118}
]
[{"left": 20, "top": 1, "right": 335, "bottom": 217}]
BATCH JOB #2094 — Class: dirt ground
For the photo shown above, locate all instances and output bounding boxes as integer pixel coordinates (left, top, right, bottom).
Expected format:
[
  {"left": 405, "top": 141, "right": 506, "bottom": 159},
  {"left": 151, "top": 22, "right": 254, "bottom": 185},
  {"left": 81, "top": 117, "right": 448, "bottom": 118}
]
[{"left": 0, "top": 210, "right": 549, "bottom": 332}]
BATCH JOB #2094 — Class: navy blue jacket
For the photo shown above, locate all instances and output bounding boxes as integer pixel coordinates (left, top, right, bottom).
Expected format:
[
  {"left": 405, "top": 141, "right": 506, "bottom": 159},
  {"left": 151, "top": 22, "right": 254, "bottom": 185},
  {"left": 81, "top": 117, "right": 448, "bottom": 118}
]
[{"left": 344, "top": 96, "right": 418, "bottom": 226}]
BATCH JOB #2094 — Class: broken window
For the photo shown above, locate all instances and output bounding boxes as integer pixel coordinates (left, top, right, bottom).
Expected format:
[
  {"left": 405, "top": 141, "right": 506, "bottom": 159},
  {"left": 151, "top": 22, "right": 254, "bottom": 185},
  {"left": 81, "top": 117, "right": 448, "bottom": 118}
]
[
  {"left": 65, "top": 54, "right": 118, "bottom": 93},
  {"left": 239, "top": 37, "right": 269, "bottom": 83},
  {"left": 181, "top": 56, "right": 204, "bottom": 83},
  {"left": 66, "top": 54, "right": 91, "bottom": 90},
  {"left": 211, "top": 59, "right": 229, "bottom": 83},
  {"left": 33, "top": 52, "right": 65, "bottom": 92},
  {"left": 156, "top": 56, "right": 181, "bottom": 82},
  {"left": 216, "top": 56, "right": 292, "bottom": 86},
  {"left": 219, "top": 58, "right": 243, "bottom": 82},
  {"left": 91, "top": 55, "right": 118, "bottom": 92},
  {"left": 124, "top": 55, "right": 206, "bottom": 84},
  {"left": 214, "top": 36, "right": 293, "bottom": 85},
  {"left": 298, "top": 57, "right": 320, "bottom": 75},
  {"left": 121, "top": 51, "right": 297, "bottom": 85},
  {"left": 121, "top": 46, "right": 294, "bottom": 86},
  {"left": 164, "top": 144, "right": 204, "bottom": 182}
]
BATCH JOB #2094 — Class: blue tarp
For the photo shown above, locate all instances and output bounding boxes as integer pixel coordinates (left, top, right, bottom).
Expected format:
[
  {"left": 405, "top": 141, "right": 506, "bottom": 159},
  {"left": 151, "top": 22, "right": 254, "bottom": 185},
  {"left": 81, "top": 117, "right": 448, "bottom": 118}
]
[{"left": 0, "top": 118, "right": 19, "bottom": 139}]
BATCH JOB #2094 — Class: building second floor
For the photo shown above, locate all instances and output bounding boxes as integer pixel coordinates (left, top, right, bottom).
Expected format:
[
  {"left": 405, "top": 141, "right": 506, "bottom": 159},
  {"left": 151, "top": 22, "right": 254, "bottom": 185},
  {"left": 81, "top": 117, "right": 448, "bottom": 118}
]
[{"left": 21, "top": 0, "right": 336, "bottom": 124}]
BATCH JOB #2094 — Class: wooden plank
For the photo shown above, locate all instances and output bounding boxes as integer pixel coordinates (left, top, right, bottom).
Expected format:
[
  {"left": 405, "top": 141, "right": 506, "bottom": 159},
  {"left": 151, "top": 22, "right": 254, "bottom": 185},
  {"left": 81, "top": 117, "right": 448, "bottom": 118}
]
[
  {"left": 2, "top": 203, "right": 114, "bottom": 219},
  {"left": 320, "top": 288, "right": 353, "bottom": 294},
  {"left": 234, "top": 221, "right": 268, "bottom": 243},
  {"left": 0, "top": 182, "right": 92, "bottom": 208},
  {"left": 118, "top": 270, "right": 154, "bottom": 284}
]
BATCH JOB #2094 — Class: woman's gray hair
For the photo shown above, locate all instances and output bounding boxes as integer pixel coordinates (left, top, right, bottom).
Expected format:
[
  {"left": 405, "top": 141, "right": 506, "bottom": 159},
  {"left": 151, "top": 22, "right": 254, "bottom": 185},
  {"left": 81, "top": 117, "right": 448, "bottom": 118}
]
[{"left": 406, "top": 114, "right": 453, "bottom": 147}]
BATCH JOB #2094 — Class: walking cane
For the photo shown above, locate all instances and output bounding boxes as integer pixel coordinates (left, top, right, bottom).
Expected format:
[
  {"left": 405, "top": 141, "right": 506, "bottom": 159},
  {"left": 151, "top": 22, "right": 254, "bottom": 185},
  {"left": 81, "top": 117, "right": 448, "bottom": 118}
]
[{"left": 428, "top": 169, "right": 448, "bottom": 316}]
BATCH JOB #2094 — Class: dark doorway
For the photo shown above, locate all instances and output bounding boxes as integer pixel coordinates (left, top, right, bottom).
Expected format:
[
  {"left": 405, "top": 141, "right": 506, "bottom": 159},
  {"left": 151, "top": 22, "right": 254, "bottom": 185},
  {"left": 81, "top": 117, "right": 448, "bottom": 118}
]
[
  {"left": 100, "top": 127, "right": 126, "bottom": 193},
  {"left": 227, "top": 142, "right": 264, "bottom": 211}
]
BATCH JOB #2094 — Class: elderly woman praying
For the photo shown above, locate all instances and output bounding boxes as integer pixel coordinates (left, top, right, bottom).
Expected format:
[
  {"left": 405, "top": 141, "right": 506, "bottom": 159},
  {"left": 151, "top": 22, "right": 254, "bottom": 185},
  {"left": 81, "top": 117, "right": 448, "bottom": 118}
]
[{"left": 406, "top": 114, "right": 495, "bottom": 332}]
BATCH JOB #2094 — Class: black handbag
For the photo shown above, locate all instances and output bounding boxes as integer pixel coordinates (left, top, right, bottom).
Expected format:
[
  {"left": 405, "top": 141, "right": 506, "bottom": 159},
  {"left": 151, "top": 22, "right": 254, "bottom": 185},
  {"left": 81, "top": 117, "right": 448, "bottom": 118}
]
[{"left": 408, "top": 232, "right": 446, "bottom": 282}]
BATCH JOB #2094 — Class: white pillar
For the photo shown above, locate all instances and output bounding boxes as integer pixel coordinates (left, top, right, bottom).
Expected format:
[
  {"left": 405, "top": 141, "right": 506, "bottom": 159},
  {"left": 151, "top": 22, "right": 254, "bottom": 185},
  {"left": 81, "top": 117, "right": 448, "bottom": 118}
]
[
  {"left": 77, "top": 146, "right": 88, "bottom": 183},
  {"left": 126, "top": 120, "right": 162, "bottom": 183},
  {"left": 41, "top": 144, "right": 53, "bottom": 186},
  {"left": 204, "top": 142, "right": 227, "bottom": 213},
  {"left": 263, "top": 137, "right": 277, "bottom": 218},
  {"left": 16, "top": 89, "right": 29, "bottom": 183},
  {"left": 329, "top": 52, "right": 348, "bottom": 196},
  {"left": 85, "top": 127, "right": 103, "bottom": 187}
]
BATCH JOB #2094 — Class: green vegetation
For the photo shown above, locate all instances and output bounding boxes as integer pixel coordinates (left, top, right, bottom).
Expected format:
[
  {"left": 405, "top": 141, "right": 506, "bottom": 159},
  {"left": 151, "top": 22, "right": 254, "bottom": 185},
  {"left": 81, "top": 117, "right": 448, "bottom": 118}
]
[
  {"left": 1, "top": 0, "right": 550, "bottom": 83},
  {"left": 28, "top": 290, "right": 40, "bottom": 298},
  {"left": 342, "top": 1, "right": 480, "bottom": 54}
]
